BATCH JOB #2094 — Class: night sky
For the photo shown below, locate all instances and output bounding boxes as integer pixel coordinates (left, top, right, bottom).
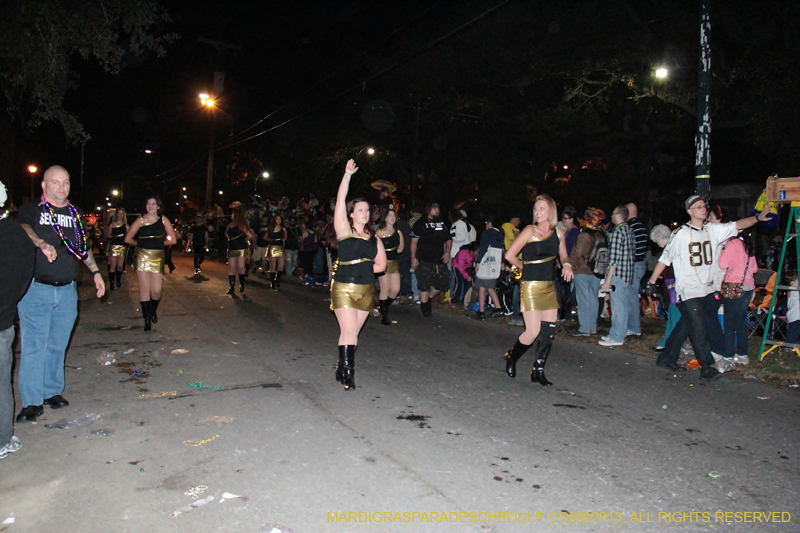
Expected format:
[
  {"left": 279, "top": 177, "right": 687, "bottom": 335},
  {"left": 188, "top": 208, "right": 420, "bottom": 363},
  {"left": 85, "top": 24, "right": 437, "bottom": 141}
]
[{"left": 5, "top": 0, "right": 799, "bottom": 222}]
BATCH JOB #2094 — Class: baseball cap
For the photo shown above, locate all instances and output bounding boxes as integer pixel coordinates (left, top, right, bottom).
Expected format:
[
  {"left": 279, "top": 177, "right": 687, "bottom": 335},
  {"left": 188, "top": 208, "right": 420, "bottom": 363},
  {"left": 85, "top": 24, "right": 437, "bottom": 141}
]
[{"left": 685, "top": 195, "right": 705, "bottom": 210}]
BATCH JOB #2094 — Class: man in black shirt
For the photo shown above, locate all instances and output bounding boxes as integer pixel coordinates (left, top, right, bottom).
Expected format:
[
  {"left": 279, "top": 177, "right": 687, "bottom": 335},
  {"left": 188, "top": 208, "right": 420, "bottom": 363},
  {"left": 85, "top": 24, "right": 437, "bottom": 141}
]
[
  {"left": 252, "top": 216, "right": 270, "bottom": 273},
  {"left": 16, "top": 166, "right": 106, "bottom": 423},
  {"left": 0, "top": 183, "right": 36, "bottom": 458},
  {"left": 190, "top": 215, "right": 209, "bottom": 274},
  {"left": 625, "top": 202, "right": 649, "bottom": 336},
  {"left": 410, "top": 202, "right": 452, "bottom": 317}
]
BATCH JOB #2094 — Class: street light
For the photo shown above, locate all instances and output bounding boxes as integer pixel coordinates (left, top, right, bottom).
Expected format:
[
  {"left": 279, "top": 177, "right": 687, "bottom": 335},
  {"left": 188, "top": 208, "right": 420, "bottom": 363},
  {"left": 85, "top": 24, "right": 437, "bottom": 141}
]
[
  {"left": 367, "top": 148, "right": 375, "bottom": 155},
  {"left": 28, "top": 165, "right": 37, "bottom": 200},
  {"left": 200, "top": 92, "right": 217, "bottom": 208},
  {"left": 655, "top": 67, "right": 668, "bottom": 78},
  {"left": 262, "top": 172, "right": 269, "bottom": 178},
  {"left": 111, "top": 190, "right": 118, "bottom": 196}
]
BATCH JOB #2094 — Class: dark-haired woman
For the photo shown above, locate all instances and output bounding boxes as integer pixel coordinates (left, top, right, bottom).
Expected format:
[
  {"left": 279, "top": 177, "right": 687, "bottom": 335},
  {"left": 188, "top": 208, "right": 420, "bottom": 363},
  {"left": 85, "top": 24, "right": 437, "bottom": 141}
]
[
  {"left": 376, "top": 209, "right": 404, "bottom": 325},
  {"left": 718, "top": 231, "right": 758, "bottom": 367},
  {"left": 331, "top": 159, "right": 387, "bottom": 390},
  {"left": 267, "top": 214, "right": 287, "bottom": 290},
  {"left": 104, "top": 207, "right": 128, "bottom": 290},
  {"left": 125, "top": 196, "right": 177, "bottom": 331},
  {"left": 226, "top": 203, "right": 254, "bottom": 294}
]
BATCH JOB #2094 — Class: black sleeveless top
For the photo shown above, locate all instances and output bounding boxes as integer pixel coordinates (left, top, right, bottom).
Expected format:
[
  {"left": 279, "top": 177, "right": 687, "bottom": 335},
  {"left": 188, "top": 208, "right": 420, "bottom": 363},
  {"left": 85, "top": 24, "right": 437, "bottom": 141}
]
[
  {"left": 226, "top": 225, "right": 248, "bottom": 251},
  {"left": 379, "top": 231, "right": 400, "bottom": 261},
  {"left": 270, "top": 228, "right": 284, "bottom": 246},
  {"left": 110, "top": 223, "right": 127, "bottom": 245},
  {"left": 521, "top": 228, "right": 559, "bottom": 281},
  {"left": 334, "top": 233, "right": 378, "bottom": 285},
  {"left": 137, "top": 216, "right": 165, "bottom": 250}
]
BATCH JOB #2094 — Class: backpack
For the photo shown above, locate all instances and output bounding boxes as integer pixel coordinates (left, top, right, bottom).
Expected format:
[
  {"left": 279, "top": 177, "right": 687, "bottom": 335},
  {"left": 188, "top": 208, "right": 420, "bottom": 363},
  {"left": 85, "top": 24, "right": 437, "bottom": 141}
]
[{"left": 587, "top": 232, "right": 609, "bottom": 279}]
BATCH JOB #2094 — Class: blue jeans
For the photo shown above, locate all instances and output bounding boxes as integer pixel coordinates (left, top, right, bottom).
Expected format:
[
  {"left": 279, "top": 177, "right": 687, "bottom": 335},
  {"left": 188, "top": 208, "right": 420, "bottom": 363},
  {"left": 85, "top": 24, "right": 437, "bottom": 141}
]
[
  {"left": 18, "top": 281, "right": 78, "bottom": 407},
  {"left": 411, "top": 272, "right": 419, "bottom": 298},
  {"left": 657, "top": 303, "right": 682, "bottom": 348},
  {"left": 1, "top": 326, "right": 14, "bottom": 445},
  {"left": 722, "top": 291, "right": 752, "bottom": 357},
  {"left": 512, "top": 283, "right": 520, "bottom": 321},
  {"left": 574, "top": 274, "right": 601, "bottom": 334},
  {"left": 609, "top": 275, "right": 634, "bottom": 342},
  {"left": 628, "top": 261, "right": 646, "bottom": 334},
  {"left": 284, "top": 249, "right": 298, "bottom": 279},
  {"left": 658, "top": 294, "right": 716, "bottom": 369}
]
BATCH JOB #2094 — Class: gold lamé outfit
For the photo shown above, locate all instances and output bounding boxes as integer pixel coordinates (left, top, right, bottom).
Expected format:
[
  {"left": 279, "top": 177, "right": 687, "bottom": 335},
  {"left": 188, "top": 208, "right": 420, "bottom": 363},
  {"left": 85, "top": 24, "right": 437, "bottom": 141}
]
[
  {"left": 109, "top": 223, "right": 128, "bottom": 257},
  {"left": 226, "top": 225, "right": 249, "bottom": 258},
  {"left": 330, "top": 232, "right": 378, "bottom": 312},
  {"left": 110, "top": 244, "right": 127, "bottom": 257},
  {"left": 134, "top": 216, "right": 165, "bottom": 273},
  {"left": 384, "top": 259, "right": 399, "bottom": 275},
  {"left": 134, "top": 248, "right": 165, "bottom": 273},
  {"left": 268, "top": 245, "right": 285, "bottom": 258},
  {"left": 379, "top": 230, "right": 400, "bottom": 276},
  {"left": 519, "top": 229, "right": 560, "bottom": 312}
]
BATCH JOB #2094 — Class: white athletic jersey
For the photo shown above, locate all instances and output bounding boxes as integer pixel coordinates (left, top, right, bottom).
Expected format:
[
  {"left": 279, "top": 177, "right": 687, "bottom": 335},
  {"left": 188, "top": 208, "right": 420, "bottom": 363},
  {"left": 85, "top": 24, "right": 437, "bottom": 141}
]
[{"left": 658, "top": 221, "right": 737, "bottom": 301}]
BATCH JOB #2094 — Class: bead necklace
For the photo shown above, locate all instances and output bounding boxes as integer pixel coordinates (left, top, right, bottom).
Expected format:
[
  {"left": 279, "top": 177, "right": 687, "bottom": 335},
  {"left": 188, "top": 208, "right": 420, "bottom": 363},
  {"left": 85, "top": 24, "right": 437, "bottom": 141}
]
[
  {"left": 41, "top": 196, "right": 88, "bottom": 260},
  {"left": 0, "top": 209, "right": 9, "bottom": 221}
]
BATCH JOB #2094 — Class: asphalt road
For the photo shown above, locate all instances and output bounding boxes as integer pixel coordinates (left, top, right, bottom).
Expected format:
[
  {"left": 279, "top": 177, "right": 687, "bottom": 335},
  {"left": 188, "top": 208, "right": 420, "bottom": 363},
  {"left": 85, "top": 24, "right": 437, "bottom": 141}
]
[{"left": 2, "top": 254, "right": 799, "bottom": 533}]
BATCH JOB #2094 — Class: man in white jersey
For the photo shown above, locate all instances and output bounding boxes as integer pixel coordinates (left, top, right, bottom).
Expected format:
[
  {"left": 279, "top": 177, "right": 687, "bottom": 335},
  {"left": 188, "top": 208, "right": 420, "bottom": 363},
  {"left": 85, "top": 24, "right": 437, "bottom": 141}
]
[{"left": 645, "top": 195, "right": 771, "bottom": 379}]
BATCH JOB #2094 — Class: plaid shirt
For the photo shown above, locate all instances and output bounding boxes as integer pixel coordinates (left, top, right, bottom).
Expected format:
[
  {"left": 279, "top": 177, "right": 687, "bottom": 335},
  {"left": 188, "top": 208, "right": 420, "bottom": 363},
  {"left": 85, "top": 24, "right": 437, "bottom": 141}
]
[{"left": 608, "top": 222, "right": 635, "bottom": 284}]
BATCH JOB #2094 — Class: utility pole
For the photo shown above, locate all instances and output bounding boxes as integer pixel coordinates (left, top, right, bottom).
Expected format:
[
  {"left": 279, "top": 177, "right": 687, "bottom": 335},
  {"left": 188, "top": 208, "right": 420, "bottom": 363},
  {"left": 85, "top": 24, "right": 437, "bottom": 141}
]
[
  {"left": 694, "top": 0, "right": 712, "bottom": 200},
  {"left": 411, "top": 101, "right": 420, "bottom": 207}
]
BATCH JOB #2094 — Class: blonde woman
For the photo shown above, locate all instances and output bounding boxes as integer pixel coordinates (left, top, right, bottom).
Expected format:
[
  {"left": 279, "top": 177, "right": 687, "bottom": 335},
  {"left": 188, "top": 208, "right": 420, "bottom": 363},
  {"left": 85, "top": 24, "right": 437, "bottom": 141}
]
[
  {"left": 330, "top": 159, "right": 387, "bottom": 390},
  {"left": 502, "top": 195, "right": 573, "bottom": 385},
  {"left": 376, "top": 209, "right": 404, "bottom": 325},
  {"left": 104, "top": 207, "right": 128, "bottom": 290},
  {"left": 125, "top": 196, "right": 177, "bottom": 331}
]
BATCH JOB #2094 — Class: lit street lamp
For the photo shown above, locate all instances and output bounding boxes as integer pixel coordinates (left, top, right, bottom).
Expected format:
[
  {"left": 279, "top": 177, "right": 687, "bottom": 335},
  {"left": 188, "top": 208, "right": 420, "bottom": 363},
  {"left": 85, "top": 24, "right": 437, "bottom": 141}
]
[
  {"left": 27, "top": 165, "right": 37, "bottom": 200},
  {"left": 200, "top": 92, "right": 217, "bottom": 208},
  {"left": 655, "top": 67, "right": 668, "bottom": 78}
]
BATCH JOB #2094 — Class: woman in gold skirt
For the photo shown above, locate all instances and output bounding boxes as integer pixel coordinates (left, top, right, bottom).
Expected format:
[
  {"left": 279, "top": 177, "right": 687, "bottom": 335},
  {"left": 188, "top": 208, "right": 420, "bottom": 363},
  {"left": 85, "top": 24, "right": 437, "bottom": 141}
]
[
  {"left": 266, "top": 214, "right": 287, "bottom": 290},
  {"left": 376, "top": 209, "right": 404, "bottom": 325},
  {"left": 502, "top": 194, "right": 573, "bottom": 385},
  {"left": 125, "top": 196, "right": 176, "bottom": 331},
  {"left": 225, "top": 202, "right": 253, "bottom": 295},
  {"left": 331, "top": 159, "right": 387, "bottom": 390},
  {"left": 104, "top": 207, "right": 128, "bottom": 290}
]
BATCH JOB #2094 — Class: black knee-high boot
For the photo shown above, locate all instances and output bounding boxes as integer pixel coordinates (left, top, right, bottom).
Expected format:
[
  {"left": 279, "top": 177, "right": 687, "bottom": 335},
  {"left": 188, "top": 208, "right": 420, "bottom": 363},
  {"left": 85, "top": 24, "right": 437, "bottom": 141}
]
[
  {"left": 531, "top": 321, "right": 557, "bottom": 386},
  {"left": 342, "top": 344, "right": 356, "bottom": 390},
  {"left": 379, "top": 299, "right": 390, "bottom": 325},
  {"left": 108, "top": 266, "right": 115, "bottom": 290},
  {"left": 226, "top": 275, "right": 235, "bottom": 294},
  {"left": 274, "top": 271, "right": 282, "bottom": 289},
  {"left": 386, "top": 297, "right": 394, "bottom": 323},
  {"left": 150, "top": 298, "right": 160, "bottom": 323},
  {"left": 140, "top": 301, "right": 151, "bottom": 332},
  {"left": 335, "top": 345, "right": 346, "bottom": 384},
  {"left": 504, "top": 339, "right": 533, "bottom": 378},
  {"left": 238, "top": 274, "right": 246, "bottom": 293},
  {"left": 115, "top": 269, "right": 122, "bottom": 287}
]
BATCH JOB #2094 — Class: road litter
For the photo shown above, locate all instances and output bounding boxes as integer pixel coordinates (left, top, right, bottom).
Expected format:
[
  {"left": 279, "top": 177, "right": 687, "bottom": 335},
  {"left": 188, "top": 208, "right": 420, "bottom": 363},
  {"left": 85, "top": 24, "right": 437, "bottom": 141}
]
[
  {"left": 91, "top": 429, "right": 114, "bottom": 436},
  {"left": 96, "top": 351, "right": 116, "bottom": 365},
  {"left": 184, "top": 485, "right": 208, "bottom": 499},
  {"left": 1, "top": 513, "right": 14, "bottom": 530},
  {"left": 139, "top": 391, "right": 177, "bottom": 399},
  {"left": 183, "top": 434, "right": 220, "bottom": 447},
  {"left": 45, "top": 413, "right": 101, "bottom": 429},
  {"left": 198, "top": 416, "right": 234, "bottom": 426},
  {"left": 187, "top": 382, "right": 221, "bottom": 390},
  {"left": 123, "top": 348, "right": 135, "bottom": 354},
  {"left": 708, "top": 471, "right": 722, "bottom": 478},
  {"left": 129, "top": 369, "right": 148, "bottom": 378},
  {"left": 171, "top": 349, "right": 189, "bottom": 355},
  {"left": 219, "top": 492, "right": 241, "bottom": 503},
  {"left": 662, "top": 405, "right": 668, "bottom": 409},
  {"left": 171, "top": 495, "right": 215, "bottom": 517},
  {"left": 757, "top": 396, "right": 770, "bottom": 400},
  {"left": 262, "top": 525, "right": 294, "bottom": 533},
  {"left": 231, "top": 341, "right": 239, "bottom": 345}
]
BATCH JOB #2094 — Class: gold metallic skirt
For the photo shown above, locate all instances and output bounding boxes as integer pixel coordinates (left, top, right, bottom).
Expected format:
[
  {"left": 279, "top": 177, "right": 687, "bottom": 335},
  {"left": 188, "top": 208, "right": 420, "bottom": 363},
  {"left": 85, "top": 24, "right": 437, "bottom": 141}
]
[
  {"left": 228, "top": 248, "right": 247, "bottom": 258},
  {"left": 385, "top": 260, "right": 399, "bottom": 275},
  {"left": 520, "top": 280, "right": 558, "bottom": 312},
  {"left": 110, "top": 244, "right": 127, "bottom": 257},
  {"left": 330, "top": 282, "right": 375, "bottom": 312},
  {"left": 269, "top": 245, "right": 285, "bottom": 258},
  {"left": 134, "top": 248, "right": 164, "bottom": 274}
]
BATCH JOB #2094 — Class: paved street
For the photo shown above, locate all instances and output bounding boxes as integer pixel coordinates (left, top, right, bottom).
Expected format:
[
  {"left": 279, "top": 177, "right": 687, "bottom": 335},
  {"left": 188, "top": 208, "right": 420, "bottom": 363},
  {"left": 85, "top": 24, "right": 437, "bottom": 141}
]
[{"left": 2, "top": 254, "right": 799, "bottom": 532}]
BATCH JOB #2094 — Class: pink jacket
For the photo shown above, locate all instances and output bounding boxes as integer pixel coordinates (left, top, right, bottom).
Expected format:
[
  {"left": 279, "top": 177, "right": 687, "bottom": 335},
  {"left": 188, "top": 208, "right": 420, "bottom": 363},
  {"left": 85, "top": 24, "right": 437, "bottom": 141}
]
[
  {"left": 718, "top": 238, "right": 757, "bottom": 288},
  {"left": 452, "top": 249, "right": 474, "bottom": 279}
]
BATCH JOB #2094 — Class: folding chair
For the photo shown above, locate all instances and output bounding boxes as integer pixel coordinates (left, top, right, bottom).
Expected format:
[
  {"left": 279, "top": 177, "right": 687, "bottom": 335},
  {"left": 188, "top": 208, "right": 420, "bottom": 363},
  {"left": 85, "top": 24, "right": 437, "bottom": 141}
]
[{"left": 747, "top": 270, "right": 776, "bottom": 337}]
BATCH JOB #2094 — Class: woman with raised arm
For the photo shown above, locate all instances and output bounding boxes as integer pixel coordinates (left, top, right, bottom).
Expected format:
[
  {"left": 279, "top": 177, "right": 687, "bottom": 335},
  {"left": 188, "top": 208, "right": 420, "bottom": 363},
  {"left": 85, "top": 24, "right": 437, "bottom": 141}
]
[
  {"left": 376, "top": 209, "right": 404, "bottom": 325},
  {"left": 104, "top": 207, "right": 128, "bottom": 290},
  {"left": 225, "top": 202, "right": 254, "bottom": 295},
  {"left": 502, "top": 194, "right": 573, "bottom": 386},
  {"left": 125, "top": 196, "right": 177, "bottom": 331},
  {"left": 266, "top": 214, "right": 287, "bottom": 290},
  {"left": 331, "top": 159, "right": 387, "bottom": 390}
]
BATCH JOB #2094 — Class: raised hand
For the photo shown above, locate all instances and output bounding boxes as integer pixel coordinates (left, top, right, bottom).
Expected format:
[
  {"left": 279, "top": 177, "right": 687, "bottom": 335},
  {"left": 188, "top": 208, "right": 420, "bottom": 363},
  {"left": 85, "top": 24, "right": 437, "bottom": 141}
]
[{"left": 345, "top": 159, "right": 358, "bottom": 175}]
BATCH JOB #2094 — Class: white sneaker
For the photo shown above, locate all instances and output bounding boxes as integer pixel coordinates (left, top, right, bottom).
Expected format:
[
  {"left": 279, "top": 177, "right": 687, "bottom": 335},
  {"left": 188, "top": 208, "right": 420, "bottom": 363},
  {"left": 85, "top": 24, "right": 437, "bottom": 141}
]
[
  {"left": 0, "top": 436, "right": 21, "bottom": 459},
  {"left": 599, "top": 338, "right": 624, "bottom": 347},
  {"left": 600, "top": 335, "right": 611, "bottom": 341},
  {"left": 733, "top": 354, "right": 750, "bottom": 365},
  {"left": 627, "top": 331, "right": 642, "bottom": 336}
]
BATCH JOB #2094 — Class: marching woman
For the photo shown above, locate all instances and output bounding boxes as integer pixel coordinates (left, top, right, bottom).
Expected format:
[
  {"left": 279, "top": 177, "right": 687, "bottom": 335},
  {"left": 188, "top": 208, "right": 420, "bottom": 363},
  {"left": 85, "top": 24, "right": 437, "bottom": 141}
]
[
  {"left": 225, "top": 202, "right": 254, "bottom": 294},
  {"left": 125, "top": 196, "right": 177, "bottom": 331},
  {"left": 104, "top": 207, "right": 128, "bottom": 290},
  {"left": 331, "top": 159, "right": 387, "bottom": 390},
  {"left": 502, "top": 194, "right": 573, "bottom": 385},
  {"left": 376, "top": 209, "right": 404, "bottom": 325},
  {"left": 266, "top": 214, "right": 287, "bottom": 290}
]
